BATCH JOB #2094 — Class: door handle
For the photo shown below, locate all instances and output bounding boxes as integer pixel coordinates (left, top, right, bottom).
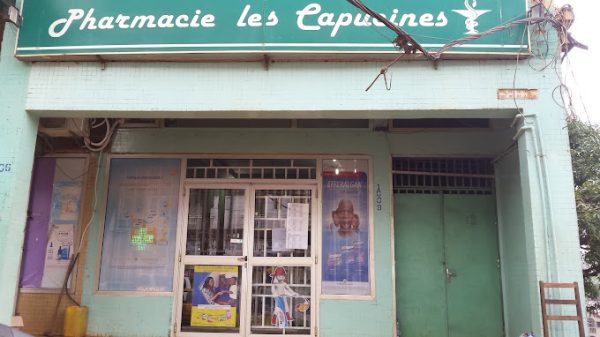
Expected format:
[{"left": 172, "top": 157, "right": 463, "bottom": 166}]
[
  {"left": 237, "top": 256, "right": 248, "bottom": 262},
  {"left": 446, "top": 268, "right": 456, "bottom": 282}
]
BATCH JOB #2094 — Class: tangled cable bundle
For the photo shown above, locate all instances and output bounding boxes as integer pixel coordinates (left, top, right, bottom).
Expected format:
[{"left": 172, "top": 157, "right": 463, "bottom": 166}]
[{"left": 345, "top": 0, "right": 586, "bottom": 61}]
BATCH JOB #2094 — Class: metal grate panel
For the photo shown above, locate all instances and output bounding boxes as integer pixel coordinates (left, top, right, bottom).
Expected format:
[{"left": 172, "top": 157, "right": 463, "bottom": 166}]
[
  {"left": 186, "top": 158, "right": 317, "bottom": 180},
  {"left": 392, "top": 157, "right": 494, "bottom": 195}
]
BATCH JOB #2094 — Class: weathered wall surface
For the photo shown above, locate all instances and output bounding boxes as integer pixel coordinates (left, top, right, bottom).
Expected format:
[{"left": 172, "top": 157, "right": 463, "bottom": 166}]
[
  {"left": 0, "top": 13, "right": 36, "bottom": 326},
  {"left": 0, "top": 40, "right": 581, "bottom": 337}
]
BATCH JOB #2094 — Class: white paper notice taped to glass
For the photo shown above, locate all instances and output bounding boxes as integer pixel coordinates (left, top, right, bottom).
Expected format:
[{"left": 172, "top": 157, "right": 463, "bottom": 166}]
[{"left": 285, "top": 203, "right": 309, "bottom": 250}]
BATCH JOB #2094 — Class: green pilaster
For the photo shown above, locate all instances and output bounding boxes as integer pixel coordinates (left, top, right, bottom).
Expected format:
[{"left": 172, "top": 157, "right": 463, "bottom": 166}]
[
  {"left": 0, "top": 14, "right": 36, "bottom": 325},
  {"left": 495, "top": 150, "right": 537, "bottom": 337}
]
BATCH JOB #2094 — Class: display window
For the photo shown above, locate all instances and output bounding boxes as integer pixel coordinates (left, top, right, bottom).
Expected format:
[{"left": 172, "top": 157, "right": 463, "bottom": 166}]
[
  {"left": 97, "top": 158, "right": 181, "bottom": 292},
  {"left": 94, "top": 155, "right": 373, "bottom": 336}
]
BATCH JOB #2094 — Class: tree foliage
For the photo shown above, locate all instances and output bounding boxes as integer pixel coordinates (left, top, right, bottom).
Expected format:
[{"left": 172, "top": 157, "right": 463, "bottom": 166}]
[{"left": 568, "top": 120, "right": 600, "bottom": 311}]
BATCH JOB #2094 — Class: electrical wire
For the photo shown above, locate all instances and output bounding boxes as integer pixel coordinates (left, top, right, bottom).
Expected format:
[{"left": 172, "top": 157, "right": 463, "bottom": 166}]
[
  {"left": 512, "top": 23, "right": 530, "bottom": 113},
  {"left": 345, "top": 0, "right": 430, "bottom": 57},
  {"left": 365, "top": 53, "right": 405, "bottom": 91},
  {"left": 77, "top": 152, "right": 103, "bottom": 255},
  {"left": 563, "top": 55, "right": 592, "bottom": 124},
  {"left": 351, "top": 0, "right": 587, "bottom": 91},
  {"left": 527, "top": 23, "right": 556, "bottom": 72},
  {"left": 44, "top": 152, "right": 104, "bottom": 337},
  {"left": 429, "top": 15, "right": 577, "bottom": 60},
  {"left": 83, "top": 118, "right": 123, "bottom": 152}
]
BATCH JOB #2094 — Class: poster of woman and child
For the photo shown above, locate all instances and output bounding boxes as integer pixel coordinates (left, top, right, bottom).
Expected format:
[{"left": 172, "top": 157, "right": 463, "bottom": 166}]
[
  {"left": 191, "top": 265, "right": 239, "bottom": 327},
  {"left": 192, "top": 265, "right": 310, "bottom": 328}
]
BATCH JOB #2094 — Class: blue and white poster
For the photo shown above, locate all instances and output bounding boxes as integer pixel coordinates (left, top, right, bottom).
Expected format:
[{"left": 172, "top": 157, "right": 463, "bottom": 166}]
[
  {"left": 99, "top": 158, "right": 181, "bottom": 291},
  {"left": 321, "top": 160, "right": 370, "bottom": 296},
  {"left": 51, "top": 181, "right": 82, "bottom": 224}
]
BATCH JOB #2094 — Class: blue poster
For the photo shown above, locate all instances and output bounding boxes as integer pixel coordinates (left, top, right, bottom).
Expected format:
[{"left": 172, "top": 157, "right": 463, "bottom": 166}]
[
  {"left": 321, "top": 171, "right": 370, "bottom": 296},
  {"left": 99, "top": 158, "right": 181, "bottom": 291},
  {"left": 50, "top": 181, "right": 82, "bottom": 224}
]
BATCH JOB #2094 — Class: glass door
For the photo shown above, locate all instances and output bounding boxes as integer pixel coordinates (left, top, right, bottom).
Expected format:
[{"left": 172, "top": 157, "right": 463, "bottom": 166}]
[
  {"left": 176, "top": 185, "right": 316, "bottom": 337},
  {"left": 177, "top": 186, "right": 250, "bottom": 337},
  {"left": 247, "top": 187, "right": 316, "bottom": 336}
]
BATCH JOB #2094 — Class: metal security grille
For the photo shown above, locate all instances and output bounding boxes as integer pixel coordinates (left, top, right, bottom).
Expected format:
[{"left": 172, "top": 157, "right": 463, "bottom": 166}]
[
  {"left": 186, "top": 158, "right": 317, "bottom": 180},
  {"left": 392, "top": 157, "right": 494, "bottom": 195}
]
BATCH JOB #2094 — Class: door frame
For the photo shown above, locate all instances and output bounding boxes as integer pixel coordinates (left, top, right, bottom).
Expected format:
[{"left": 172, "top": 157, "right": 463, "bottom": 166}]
[
  {"left": 173, "top": 181, "right": 318, "bottom": 337},
  {"left": 245, "top": 183, "right": 317, "bottom": 337}
]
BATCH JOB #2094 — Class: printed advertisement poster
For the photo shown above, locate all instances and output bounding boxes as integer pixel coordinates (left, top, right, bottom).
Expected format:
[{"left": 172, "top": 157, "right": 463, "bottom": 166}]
[
  {"left": 44, "top": 224, "right": 74, "bottom": 267},
  {"left": 41, "top": 224, "right": 75, "bottom": 288},
  {"left": 321, "top": 161, "right": 370, "bottom": 296},
  {"left": 98, "top": 158, "right": 181, "bottom": 291},
  {"left": 191, "top": 265, "right": 239, "bottom": 327},
  {"left": 50, "top": 181, "right": 82, "bottom": 224}
]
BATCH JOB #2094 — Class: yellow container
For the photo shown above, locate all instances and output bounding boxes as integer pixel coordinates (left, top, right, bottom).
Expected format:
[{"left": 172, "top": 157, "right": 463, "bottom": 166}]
[{"left": 63, "top": 306, "right": 88, "bottom": 337}]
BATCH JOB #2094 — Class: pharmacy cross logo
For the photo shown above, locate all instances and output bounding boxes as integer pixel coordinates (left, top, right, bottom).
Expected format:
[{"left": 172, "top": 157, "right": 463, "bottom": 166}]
[{"left": 452, "top": 0, "right": 491, "bottom": 35}]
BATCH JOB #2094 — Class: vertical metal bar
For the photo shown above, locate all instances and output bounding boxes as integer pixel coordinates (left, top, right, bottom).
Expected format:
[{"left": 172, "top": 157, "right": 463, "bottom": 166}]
[
  {"left": 305, "top": 266, "right": 309, "bottom": 327},
  {"left": 263, "top": 227, "right": 268, "bottom": 257},
  {"left": 459, "top": 159, "right": 464, "bottom": 188},
  {"left": 455, "top": 159, "right": 459, "bottom": 188},
  {"left": 539, "top": 281, "right": 550, "bottom": 337},
  {"left": 262, "top": 267, "right": 266, "bottom": 327}
]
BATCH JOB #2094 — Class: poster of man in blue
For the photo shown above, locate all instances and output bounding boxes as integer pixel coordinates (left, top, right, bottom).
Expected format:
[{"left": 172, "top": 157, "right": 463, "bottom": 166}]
[{"left": 321, "top": 164, "right": 370, "bottom": 296}]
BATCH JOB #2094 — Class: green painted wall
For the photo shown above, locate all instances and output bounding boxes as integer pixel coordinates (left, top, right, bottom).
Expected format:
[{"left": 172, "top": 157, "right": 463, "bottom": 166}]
[
  {"left": 495, "top": 150, "right": 537, "bottom": 336},
  {"left": 514, "top": 106, "right": 584, "bottom": 337},
  {"left": 0, "top": 33, "right": 581, "bottom": 337},
  {"left": 25, "top": 61, "right": 538, "bottom": 119},
  {"left": 86, "top": 130, "right": 398, "bottom": 337},
  {"left": 0, "top": 10, "right": 36, "bottom": 325},
  {"left": 78, "top": 127, "right": 514, "bottom": 337},
  {"left": 80, "top": 154, "right": 174, "bottom": 337}
]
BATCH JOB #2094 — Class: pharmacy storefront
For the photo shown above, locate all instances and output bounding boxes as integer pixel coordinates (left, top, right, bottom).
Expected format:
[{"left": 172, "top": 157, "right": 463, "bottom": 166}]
[
  {"left": 0, "top": 0, "right": 585, "bottom": 337},
  {"left": 96, "top": 156, "right": 373, "bottom": 337}
]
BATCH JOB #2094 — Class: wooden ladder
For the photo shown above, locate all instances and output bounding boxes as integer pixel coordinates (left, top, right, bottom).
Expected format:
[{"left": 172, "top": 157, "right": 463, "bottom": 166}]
[{"left": 539, "top": 281, "right": 585, "bottom": 337}]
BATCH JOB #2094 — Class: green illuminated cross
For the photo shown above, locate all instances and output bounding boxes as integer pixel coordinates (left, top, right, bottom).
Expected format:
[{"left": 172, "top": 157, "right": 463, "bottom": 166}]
[{"left": 131, "top": 227, "right": 154, "bottom": 251}]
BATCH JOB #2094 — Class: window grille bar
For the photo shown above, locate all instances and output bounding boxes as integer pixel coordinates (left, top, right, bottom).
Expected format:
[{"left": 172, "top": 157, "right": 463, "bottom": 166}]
[
  {"left": 186, "top": 158, "right": 317, "bottom": 179},
  {"left": 393, "top": 157, "right": 494, "bottom": 195}
]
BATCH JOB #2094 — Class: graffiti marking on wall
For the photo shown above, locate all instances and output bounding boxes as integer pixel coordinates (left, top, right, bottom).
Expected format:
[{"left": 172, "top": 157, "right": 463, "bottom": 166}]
[{"left": 0, "top": 163, "right": 12, "bottom": 173}]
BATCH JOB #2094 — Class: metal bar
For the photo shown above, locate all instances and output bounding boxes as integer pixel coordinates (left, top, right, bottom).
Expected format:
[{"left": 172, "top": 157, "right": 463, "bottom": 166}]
[
  {"left": 263, "top": 228, "right": 268, "bottom": 257},
  {"left": 543, "top": 299, "right": 578, "bottom": 305},
  {"left": 541, "top": 282, "right": 577, "bottom": 288},
  {"left": 545, "top": 315, "right": 581, "bottom": 321},
  {"left": 392, "top": 170, "right": 495, "bottom": 179},
  {"left": 395, "top": 185, "right": 493, "bottom": 191},
  {"left": 261, "top": 268, "right": 266, "bottom": 327},
  {"left": 540, "top": 281, "right": 550, "bottom": 337}
]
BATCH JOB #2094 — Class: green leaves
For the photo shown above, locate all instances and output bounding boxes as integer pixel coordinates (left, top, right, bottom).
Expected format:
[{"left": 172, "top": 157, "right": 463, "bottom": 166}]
[{"left": 569, "top": 120, "right": 600, "bottom": 311}]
